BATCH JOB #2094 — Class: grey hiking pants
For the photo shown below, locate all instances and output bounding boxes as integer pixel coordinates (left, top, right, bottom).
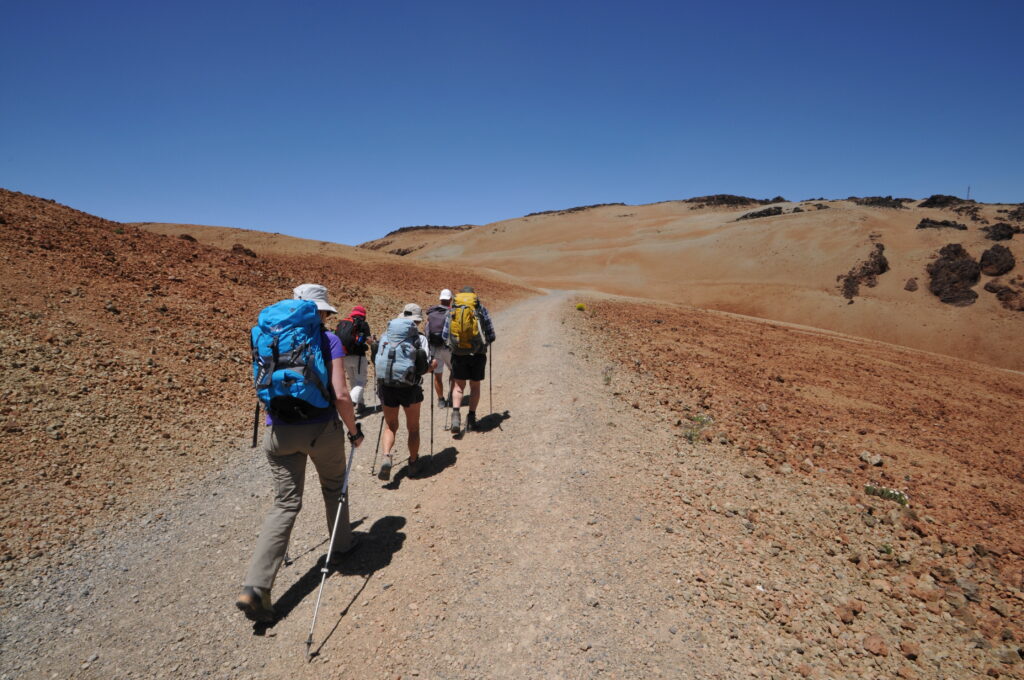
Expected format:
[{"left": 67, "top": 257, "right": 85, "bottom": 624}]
[{"left": 244, "top": 418, "right": 352, "bottom": 592}]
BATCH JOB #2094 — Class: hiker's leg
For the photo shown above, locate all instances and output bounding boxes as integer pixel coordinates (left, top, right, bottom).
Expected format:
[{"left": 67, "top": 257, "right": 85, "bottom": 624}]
[
  {"left": 382, "top": 404, "right": 400, "bottom": 455},
  {"left": 244, "top": 428, "right": 307, "bottom": 592},
  {"left": 433, "top": 372, "right": 444, "bottom": 400},
  {"left": 404, "top": 396, "right": 422, "bottom": 459},
  {"left": 344, "top": 355, "right": 365, "bottom": 407},
  {"left": 308, "top": 420, "right": 351, "bottom": 551},
  {"left": 469, "top": 380, "right": 482, "bottom": 412},
  {"left": 451, "top": 379, "right": 466, "bottom": 408}
]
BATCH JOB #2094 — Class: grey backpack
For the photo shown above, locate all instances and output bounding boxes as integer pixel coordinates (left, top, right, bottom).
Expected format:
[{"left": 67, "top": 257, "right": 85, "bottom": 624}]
[{"left": 375, "top": 318, "right": 421, "bottom": 386}]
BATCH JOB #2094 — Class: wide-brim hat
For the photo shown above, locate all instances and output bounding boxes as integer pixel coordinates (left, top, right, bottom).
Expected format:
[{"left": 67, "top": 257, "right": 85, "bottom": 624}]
[
  {"left": 292, "top": 283, "right": 337, "bottom": 314},
  {"left": 402, "top": 303, "right": 423, "bottom": 322}
]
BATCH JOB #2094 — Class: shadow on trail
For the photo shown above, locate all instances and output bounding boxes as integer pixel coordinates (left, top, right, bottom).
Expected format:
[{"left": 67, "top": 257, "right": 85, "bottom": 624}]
[
  {"left": 474, "top": 410, "right": 511, "bottom": 433},
  {"left": 382, "top": 446, "right": 458, "bottom": 490},
  {"left": 254, "top": 515, "right": 406, "bottom": 634}
]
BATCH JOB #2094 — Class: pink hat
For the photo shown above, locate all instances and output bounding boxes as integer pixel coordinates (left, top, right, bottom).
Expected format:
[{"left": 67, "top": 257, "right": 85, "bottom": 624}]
[{"left": 350, "top": 305, "right": 367, "bottom": 317}]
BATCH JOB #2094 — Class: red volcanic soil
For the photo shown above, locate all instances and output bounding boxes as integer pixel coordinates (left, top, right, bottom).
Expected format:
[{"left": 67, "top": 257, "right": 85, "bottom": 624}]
[
  {"left": 0, "top": 189, "right": 532, "bottom": 565},
  {"left": 574, "top": 296, "right": 1024, "bottom": 573}
]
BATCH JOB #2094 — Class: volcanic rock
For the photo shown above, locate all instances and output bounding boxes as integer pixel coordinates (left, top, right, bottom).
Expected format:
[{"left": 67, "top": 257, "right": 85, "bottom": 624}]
[
  {"left": 838, "top": 243, "right": 889, "bottom": 299},
  {"left": 904, "top": 278, "right": 919, "bottom": 292},
  {"left": 737, "top": 206, "right": 783, "bottom": 221},
  {"left": 230, "top": 243, "right": 257, "bottom": 258},
  {"left": 980, "top": 245, "right": 1015, "bottom": 276},
  {"left": 982, "top": 223, "right": 1019, "bottom": 241},
  {"left": 927, "top": 244, "right": 980, "bottom": 306},
  {"left": 920, "top": 194, "right": 969, "bottom": 209},
  {"left": 983, "top": 276, "right": 1024, "bottom": 311},
  {"left": 855, "top": 196, "right": 909, "bottom": 209},
  {"left": 917, "top": 218, "right": 967, "bottom": 231}
]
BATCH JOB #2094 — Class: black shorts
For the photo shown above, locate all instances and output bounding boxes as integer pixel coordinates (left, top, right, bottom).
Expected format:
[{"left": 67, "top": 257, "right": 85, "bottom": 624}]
[
  {"left": 377, "top": 381, "right": 424, "bottom": 408},
  {"left": 452, "top": 353, "right": 486, "bottom": 381}
]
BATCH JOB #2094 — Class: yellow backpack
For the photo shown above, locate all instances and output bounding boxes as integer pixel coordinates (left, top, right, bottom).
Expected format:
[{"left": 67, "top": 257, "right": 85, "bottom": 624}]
[{"left": 449, "top": 292, "right": 484, "bottom": 354}]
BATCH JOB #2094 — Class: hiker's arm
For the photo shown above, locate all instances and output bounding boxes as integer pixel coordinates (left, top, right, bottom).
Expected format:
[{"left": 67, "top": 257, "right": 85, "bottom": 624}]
[{"left": 330, "top": 357, "right": 362, "bottom": 442}]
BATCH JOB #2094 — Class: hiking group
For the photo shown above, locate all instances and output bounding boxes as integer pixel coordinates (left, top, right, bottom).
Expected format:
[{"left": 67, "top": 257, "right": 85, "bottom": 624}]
[{"left": 237, "top": 282, "right": 495, "bottom": 629}]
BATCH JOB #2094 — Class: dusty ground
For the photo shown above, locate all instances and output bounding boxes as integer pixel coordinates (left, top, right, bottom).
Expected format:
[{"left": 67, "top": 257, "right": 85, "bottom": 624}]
[
  {"left": 383, "top": 198, "right": 1024, "bottom": 370},
  {"left": 2, "top": 293, "right": 1021, "bottom": 679},
  {"left": 0, "top": 189, "right": 533, "bottom": 571}
]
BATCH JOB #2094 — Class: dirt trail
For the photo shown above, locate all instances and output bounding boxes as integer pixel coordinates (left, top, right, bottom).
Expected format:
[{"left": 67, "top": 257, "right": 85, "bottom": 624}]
[{"left": 2, "top": 292, "right": 1015, "bottom": 679}]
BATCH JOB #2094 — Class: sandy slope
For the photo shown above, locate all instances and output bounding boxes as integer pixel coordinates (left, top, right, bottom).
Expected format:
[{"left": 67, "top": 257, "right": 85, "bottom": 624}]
[{"left": 395, "top": 200, "right": 1024, "bottom": 370}]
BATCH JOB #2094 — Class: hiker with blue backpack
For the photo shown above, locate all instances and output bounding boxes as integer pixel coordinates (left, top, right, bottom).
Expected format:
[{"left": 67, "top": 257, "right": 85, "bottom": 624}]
[
  {"left": 375, "top": 303, "right": 435, "bottom": 481},
  {"left": 444, "top": 287, "right": 496, "bottom": 434},
  {"left": 237, "top": 283, "right": 365, "bottom": 623}
]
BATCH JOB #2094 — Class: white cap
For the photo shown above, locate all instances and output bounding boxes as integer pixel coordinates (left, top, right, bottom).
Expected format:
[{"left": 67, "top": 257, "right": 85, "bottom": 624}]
[
  {"left": 439, "top": 288, "right": 452, "bottom": 301},
  {"left": 292, "top": 283, "right": 337, "bottom": 314}
]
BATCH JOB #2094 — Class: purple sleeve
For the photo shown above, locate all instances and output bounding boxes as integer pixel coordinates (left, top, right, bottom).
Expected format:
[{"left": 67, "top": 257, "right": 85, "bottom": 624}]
[{"left": 324, "top": 330, "right": 345, "bottom": 360}]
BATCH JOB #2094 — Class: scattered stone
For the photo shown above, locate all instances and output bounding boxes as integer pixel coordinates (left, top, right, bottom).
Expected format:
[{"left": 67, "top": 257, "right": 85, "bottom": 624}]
[
  {"left": 864, "top": 633, "right": 889, "bottom": 656},
  {"left": 904, "top": 277, "right": 918, "bottom": 292},
  {"left": 901, "top": 640, "right": 921, "bottom": 660},
  {"left": 859, "top": 451, "right": 883, "bottom": 467},
  {"left": 983, "top": 276, "right": 1024, "bottom": 311}
]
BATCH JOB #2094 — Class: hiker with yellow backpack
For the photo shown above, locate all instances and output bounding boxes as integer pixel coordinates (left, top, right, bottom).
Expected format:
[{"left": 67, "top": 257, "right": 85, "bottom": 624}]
[{"left": 442, "top": 286, "right": 496, "bottom": 434}]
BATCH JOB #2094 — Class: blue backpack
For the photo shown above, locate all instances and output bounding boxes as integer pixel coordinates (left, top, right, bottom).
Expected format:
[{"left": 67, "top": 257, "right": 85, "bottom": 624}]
[
  {"left": 375, "top": 318, "right": 421, "bottom": 387},
  {"left": 251, "top": 299, "right": 333, "bottom": 422}
]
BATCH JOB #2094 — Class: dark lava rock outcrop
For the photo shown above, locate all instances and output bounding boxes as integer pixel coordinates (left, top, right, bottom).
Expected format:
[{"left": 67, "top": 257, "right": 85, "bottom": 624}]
[
  {"left": 919, "top": 194, "right": 969, "bottom": 209},
  {"left": 854, "top": 196, "right": 909, "bottom": 209},
  {"left": 838, "top": 243, "right": 889, "bottom": 300},
  {"left": 917, "top": 218, "right": 967, "bottom": 231},
  {"left": 926, "top": 244, "right": 980, "bottom": 306},
  {"left": 982, "top": 222, "right": 1019, "bottom": 241},
  {"left": 984, "top": 276, "right": 1024, "bottom": 311},
  {"left": 980, "top": 245, "right": 1016, "bottom": 276},
  {"left": 231, "top": 243, "right": 257, "bottom": 258},
  {"left": 737, "top": 206, "right": 784, "bottom": 221}
]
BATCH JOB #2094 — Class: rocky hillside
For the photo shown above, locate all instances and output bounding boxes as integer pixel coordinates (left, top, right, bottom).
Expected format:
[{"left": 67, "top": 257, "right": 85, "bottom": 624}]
[
  {"left": 0, "top": 189, "right": 532, "bottom": 573},
  {"left": 373, "top": 195, "right": 1024, "bottom": 370}
]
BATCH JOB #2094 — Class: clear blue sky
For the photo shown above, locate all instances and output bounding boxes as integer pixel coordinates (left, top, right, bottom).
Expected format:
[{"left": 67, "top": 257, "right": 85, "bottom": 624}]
[{"left": 2, "top": 0, "right": 1022, "bottom": 244}]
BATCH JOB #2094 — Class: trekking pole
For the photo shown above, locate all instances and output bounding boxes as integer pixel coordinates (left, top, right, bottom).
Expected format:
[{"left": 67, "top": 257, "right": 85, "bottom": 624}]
[
  {"left": 251, "top": 403, "right": 260, "bottom": 448},
  {"left": 489, "top": 350, "right": 493, "bottom": 415},
  {"left": 305, "top": 442, "right": 359, "bottom": 661},
  {"left": 430, "top": 390, "right": 434, "bottom": 455},
  {"left": 371, "top": 406, "right": 385, "bottom": 475}
]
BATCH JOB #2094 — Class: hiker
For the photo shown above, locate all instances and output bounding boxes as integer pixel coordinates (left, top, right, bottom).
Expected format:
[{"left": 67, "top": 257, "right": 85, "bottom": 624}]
[
  {"left": 443, "top": 286, "right": 496, "bottom": 433},
  {"left": 336, "top": 305, "right": 375, "bottom": 415},
  {"left": 426, "top": 289, "right": 453, "bottom": 408},
  {"left": 375, "top": 303, "right": 435, "bottom": 481},
  {"left": 237, "top": 283, "right": 365, "bottom": 623}
]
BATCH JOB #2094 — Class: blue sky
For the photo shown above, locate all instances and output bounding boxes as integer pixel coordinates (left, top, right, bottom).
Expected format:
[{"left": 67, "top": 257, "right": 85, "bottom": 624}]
[{"left": 2, "top": 0, "right": 1022, "bottom": 244}]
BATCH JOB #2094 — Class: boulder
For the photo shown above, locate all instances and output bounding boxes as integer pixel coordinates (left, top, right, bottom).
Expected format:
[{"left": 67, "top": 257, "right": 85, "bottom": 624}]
[
  {"left": 980, "top": 245, "right": 1015, "bottom": 276},
  {"left": 981, "top": 222, "right": 1018, "bottom": 241},
  {"left": 926, "top": 244, "right": 980, "bottom": 306},
  {"left": 917, "top": 218, "right": 967, "bottom": 231}
]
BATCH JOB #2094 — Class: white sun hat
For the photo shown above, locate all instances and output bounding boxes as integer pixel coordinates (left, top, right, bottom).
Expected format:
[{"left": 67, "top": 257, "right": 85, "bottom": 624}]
[{"left": 292, "top": 283, "right": 338, "bottom": 314}]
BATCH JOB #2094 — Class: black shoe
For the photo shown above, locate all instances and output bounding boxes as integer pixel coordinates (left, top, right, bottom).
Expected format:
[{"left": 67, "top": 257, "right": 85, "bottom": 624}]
[
  {"left": 466, "top": 411, "right": 477, "bottom": 431},
  {"left": 407, "top": 456, "right": 421, "bottom": 477},
  {"left": 236, "top": 586, "right": 276, "bottom": 622}
]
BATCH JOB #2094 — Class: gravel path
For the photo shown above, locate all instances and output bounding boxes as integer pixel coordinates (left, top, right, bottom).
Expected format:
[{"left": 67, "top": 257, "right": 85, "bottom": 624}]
[{"left": 3, "top": 292, "right": 1017, "bottom": 679}]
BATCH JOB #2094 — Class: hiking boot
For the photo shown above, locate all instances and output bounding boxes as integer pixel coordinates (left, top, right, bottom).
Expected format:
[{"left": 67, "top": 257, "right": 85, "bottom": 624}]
[
  {"left": 438, "top": 397, "right": 447, "bottom": 409},
  {"left": 236, "top": 586, "right": 275, "bottom": 623},
  {"left": 407, "top": 456, "right": 422, "bottom": 477},
  {"left": 377, "top": 455, "right": 393, "bottom": 481},
  {"left": 450, "top": 410, "right": 461, "bottom": 433},
  {"left": 466, "top": 411, "right": 477, "bottom": 431}
]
